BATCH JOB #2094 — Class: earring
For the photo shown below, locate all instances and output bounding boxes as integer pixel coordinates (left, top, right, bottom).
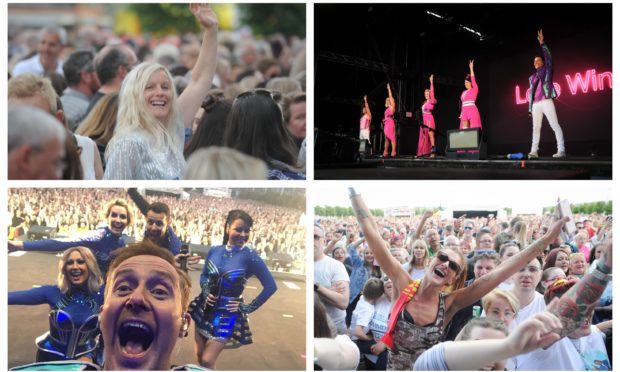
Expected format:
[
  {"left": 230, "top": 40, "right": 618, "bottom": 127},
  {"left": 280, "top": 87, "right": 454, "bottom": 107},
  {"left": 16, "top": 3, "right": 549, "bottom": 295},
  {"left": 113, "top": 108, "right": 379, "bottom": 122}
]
[{"left": 180, "top": 317, "right": 189, "bottom": 337}]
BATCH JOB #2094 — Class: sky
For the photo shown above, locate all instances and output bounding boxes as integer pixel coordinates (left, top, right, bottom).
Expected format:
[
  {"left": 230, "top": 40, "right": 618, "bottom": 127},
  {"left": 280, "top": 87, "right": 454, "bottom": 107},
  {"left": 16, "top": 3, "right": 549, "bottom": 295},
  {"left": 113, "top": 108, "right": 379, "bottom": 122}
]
[{"left": 313, "top": 181, "right": 612, "bottom": 215}]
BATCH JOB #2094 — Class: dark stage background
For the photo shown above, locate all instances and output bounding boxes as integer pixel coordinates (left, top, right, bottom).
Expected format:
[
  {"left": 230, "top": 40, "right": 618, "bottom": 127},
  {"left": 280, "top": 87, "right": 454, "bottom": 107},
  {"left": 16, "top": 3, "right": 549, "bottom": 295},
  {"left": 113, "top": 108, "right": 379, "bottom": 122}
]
[{"left": 315, "top": 4, "right": 612, "bottom": 157}]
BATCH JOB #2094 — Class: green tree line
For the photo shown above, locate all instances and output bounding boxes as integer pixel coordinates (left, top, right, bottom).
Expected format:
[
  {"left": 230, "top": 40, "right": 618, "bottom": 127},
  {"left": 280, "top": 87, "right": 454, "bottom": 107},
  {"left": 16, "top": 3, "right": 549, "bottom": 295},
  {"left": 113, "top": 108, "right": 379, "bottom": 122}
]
[
  {"left": 542, "top": 201, "right": 612, "bottom": 215},
  {"left": 315, "top": 206, "right": 384, "bottom": 217}
]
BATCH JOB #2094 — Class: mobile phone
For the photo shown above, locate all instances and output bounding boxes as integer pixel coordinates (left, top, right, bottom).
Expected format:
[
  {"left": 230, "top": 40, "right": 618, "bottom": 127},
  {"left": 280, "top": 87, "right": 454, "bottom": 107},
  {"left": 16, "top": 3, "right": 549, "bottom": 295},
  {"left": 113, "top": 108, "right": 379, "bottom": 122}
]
[
  {"left": 180, "top": 244, "right": 189, "bottom": 271},
  {"left": 557, "top": 199, "right": 576, "bottom": 235}
]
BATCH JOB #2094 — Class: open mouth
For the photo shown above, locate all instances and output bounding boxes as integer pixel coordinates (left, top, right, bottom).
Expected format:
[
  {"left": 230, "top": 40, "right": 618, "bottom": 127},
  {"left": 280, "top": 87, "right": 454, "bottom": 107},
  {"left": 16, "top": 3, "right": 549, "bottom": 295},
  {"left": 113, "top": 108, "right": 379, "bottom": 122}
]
[
  {"left": 433, "top": 266, "right": 447, "bottom": 278},
  {"left": 150, "top": 100, "right": 167, "bottom": 107},
  {"left": 111, "top": 222, "right": 125, "bottom": 229},
  {"left": 70, "top": 269, "right": 84, "bottom": 280},
  {"left": 119, "top": 321, "right": 155, "bottom": 356}
]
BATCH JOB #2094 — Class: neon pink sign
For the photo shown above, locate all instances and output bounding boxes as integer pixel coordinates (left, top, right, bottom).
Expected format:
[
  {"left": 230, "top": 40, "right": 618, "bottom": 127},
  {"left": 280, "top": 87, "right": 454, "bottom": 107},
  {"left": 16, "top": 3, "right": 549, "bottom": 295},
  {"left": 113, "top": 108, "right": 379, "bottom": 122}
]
[{"left": 515, "top": 69, "right": 612, "bottom": 104}]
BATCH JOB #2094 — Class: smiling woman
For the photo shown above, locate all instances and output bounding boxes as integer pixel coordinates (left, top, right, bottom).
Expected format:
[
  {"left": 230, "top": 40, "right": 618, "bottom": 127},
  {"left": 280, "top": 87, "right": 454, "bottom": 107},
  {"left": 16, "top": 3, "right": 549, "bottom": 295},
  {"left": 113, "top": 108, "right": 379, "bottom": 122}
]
[
  {"left": 8, "top": 247, "right": 104, "bottom": 363},
  {"left": 103, "top": 4, "right": 218, "bottom": 180}
]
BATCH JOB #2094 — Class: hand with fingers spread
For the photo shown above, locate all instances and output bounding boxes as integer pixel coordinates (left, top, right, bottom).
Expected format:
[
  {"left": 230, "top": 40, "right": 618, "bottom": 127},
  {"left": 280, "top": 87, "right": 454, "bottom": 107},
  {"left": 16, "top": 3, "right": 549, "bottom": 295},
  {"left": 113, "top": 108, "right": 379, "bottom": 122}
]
[
  {"left": 190, "top": 3, "right": 219, "bottom": 30},
  {"left": 537, "top": 29, "right": 544, "bottom": 45}
]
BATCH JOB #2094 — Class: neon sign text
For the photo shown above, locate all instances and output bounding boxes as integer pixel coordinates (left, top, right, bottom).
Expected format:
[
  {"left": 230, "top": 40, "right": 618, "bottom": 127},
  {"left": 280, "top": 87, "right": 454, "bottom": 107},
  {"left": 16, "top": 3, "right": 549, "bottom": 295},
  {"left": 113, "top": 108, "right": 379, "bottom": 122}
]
[{"left": 515, "top": 69, "right": 612, "bottom": 104}]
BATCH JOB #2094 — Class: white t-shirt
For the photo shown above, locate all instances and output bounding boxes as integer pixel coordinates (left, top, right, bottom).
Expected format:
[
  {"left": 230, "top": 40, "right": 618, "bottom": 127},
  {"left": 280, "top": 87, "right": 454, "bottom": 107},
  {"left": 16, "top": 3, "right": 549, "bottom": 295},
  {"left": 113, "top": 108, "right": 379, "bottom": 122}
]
[
  {"left": 509, "top": 291, "right": 546, "bottom": 331},
  {"left": 403, "top": 262, "right": 426, "bottom": 280},
  {"left": 365, "top": 295, "right": 392, "bottom": 364},
  {"left": 349, "top": 296, "right": 374, "bottom": 341},
  {"left": 315, "top": 255, "right": 350, "bottom": 331},
  {"left": 512, "top": 326, "right": 609, "bottom": 371}
]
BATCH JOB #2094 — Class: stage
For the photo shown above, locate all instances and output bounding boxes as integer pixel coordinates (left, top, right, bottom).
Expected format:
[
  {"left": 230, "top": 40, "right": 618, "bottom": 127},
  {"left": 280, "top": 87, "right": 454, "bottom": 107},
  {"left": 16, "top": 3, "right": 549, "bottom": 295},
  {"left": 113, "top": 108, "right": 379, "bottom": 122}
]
[{"left": 315, "top": 155, "right": 612, "bottom": 180}]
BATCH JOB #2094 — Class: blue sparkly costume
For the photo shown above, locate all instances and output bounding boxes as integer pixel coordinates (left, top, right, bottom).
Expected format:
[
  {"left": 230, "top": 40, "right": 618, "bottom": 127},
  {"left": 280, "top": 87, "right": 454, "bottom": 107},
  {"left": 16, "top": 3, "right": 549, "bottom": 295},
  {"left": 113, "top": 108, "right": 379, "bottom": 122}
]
[
  {"left": 9, "top": 285, "right": 104, "bottom": 362},
  {"left": 189, "top": 245, "right": 277, "bottom": 345},
  {"left": 23, "top": 227, "right": 127, "bottom": 278}
]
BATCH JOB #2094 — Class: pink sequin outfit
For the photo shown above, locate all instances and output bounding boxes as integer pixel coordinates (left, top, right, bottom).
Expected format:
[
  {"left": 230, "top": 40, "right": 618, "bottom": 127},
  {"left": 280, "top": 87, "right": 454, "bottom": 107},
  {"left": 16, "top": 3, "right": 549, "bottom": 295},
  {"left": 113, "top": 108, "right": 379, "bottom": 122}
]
[
  {"left": 459, "top": 74, "right": 482, "bottom": 129},
  {"left": 383, "top": 106, "right": 396, "bottom": 142},
  {"left": 418, "top": 83, "right": 437, "bottom": 156}
]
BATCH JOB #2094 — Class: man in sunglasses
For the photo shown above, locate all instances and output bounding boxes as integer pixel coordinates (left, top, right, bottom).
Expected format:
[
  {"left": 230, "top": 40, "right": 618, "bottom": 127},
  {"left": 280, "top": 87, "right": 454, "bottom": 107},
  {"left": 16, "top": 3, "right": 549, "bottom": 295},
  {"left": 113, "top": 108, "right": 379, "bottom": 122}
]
[{"left": 127, "top": 188, "right": 199, "bottom": 268}]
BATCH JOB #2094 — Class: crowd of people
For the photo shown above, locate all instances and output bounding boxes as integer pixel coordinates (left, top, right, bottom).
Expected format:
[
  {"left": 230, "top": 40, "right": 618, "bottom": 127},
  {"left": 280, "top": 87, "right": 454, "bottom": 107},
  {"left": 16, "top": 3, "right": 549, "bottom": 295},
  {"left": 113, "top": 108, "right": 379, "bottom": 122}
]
[
  {"left": 8, "top": 4, "right": 306, "bottom": 180},
  {"left": 7, "top": 187, "right": 307, "bottom": 370},
  {"left": 314, "top": 194, "right": 612, "bottom": 370},
  {"left": 8, "top": 188, "right": 306, "bottom": 273}
]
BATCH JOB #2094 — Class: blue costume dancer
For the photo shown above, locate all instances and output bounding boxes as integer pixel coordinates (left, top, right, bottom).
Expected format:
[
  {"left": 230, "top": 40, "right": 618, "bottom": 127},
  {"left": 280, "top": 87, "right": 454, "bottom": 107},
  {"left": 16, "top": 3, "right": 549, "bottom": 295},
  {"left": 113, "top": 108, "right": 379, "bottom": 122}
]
[
  {"left": 189, "top": 245, "right": 277, "bottom": 344},
  {"left": 12, "top": 199, "right": 132, "bottom": 278},
  {"left": 8, "top": 247, "right": 104, "bottom": 363},
  {"left": 189, "top": 209, "right": 277, "bottom": 368}
]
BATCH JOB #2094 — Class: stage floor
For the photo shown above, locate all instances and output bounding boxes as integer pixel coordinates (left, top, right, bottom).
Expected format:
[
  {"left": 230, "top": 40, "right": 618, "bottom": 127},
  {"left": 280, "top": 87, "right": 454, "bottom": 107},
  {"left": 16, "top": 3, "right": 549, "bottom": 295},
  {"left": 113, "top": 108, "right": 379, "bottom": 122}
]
[{"left": 315, "top": 155, "right": 612, "bottom": 180}]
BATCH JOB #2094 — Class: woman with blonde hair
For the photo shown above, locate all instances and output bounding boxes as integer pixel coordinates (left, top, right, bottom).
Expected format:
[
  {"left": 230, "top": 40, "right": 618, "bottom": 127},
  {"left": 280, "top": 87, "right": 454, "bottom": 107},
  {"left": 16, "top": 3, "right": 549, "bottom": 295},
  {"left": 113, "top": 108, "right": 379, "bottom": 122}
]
[
  {"left": 348, "top": 187, "right": 567, "bottom": 369},
  {"left": 75, "top": 93, "right": 119, "bottom": 168},
  {"left": 9, "top": 247, "right": 104, "bottom": 363},
  {"left": 404, "top": 239, "right": 430, "bottom": 280},
  {"left": 104, "top": 4, "right": 218, "bottom": 180},
  {"left": 184, "top": 147, "right": 267, "bottom": 180},
  {"left": 481, "top": 288, "right": 520, "bottom": 327}
]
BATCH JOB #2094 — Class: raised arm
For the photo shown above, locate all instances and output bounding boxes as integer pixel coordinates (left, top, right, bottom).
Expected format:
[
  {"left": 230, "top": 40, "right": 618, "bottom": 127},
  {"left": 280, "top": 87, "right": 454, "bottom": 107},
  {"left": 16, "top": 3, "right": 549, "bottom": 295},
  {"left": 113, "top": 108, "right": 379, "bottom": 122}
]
[
  {"left": 450, "top": 217, "right": 568, "bottom": 311},
  {"left": 538, "top": 29, "right": 553, "bottom": 68},
  {"left": 127, "top": 188, "right": 149, "bottom": 216},
  {"left": 178, "top": 4, "right": 219, "bottom": 129},
  {"left": 387, "top": 83, "right": 396, "bottom": 112},
  {"left": 549, "top": 237, "right": 612, "bottom": 337},
  {"left": 412, "top": 210, "right": 433, "bottom": 241},
  {"left": 469, "top": 60, "right": 478, "bottom": 91},
  {"left": 347, "top": 237, "right": 366, "bottom": 267},
  {"left": 349, "top": 188, "right": 411, "bottom": 294},
  {"left": 429, "top": 75, "right": 437, "bottom": 104},
  {"left": 364, "top": 95, "right": 372, "bottom": 120}
]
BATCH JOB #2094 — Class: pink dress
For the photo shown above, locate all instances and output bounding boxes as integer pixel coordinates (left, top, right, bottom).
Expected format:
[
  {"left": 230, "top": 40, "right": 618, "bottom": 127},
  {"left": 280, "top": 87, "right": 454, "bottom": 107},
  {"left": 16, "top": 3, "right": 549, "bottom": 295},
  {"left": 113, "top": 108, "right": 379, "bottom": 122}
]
[
  {"left": 418, "top": 83, "right": 437, "bottom": 156},
  {"left": 459, "top": 74, "right": 482, "bottom": 129},
  {"left": 383, "top": 107, "right": 395, "bottom": 142}
]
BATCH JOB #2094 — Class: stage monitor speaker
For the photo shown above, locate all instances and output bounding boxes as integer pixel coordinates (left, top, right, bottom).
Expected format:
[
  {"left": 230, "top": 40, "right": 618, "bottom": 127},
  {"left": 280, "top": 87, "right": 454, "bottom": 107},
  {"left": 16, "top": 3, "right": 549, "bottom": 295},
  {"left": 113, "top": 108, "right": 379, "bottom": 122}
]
[
  {"left": 27, "top": 225, "right": 57, "bottom": 241},
  {"left": 315, "top": 130, "right": 359, "bottom": 164},
  {"left": 445, "top": 128, "right": 487, "bottom": 160}
]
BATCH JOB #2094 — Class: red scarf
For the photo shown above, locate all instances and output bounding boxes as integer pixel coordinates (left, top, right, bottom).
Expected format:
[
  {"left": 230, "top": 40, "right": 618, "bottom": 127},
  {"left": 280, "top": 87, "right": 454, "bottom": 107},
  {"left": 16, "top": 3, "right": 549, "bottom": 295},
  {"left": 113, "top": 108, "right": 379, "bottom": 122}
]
[{"left": 381, "top": 279, "right": 421, "bottom": 349}]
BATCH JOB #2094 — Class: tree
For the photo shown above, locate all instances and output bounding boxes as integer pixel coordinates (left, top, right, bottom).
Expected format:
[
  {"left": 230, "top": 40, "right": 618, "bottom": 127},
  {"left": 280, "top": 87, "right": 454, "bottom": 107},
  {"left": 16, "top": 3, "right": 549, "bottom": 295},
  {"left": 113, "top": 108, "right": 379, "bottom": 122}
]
[
  {"left": 126, "top": 4, "right": 199, "bottom": 35},
  {"left": 238, "top": 4, "right": 305, "bottom": 37}
]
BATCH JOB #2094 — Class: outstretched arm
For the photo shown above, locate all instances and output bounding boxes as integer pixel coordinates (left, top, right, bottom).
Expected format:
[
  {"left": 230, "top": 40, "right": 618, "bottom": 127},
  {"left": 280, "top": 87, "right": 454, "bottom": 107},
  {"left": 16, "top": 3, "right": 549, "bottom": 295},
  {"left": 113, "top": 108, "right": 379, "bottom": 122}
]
[
  {"left": 387, "top": 83, "right": 396, "bottom": 112},
  {"left": 178, "top": 4, "right": 219, "bottom": 129},
  {"left": 429, "top": 75, "right": 437, "bottom": 104},
  {"left": 414, "top": 311, "right": 562, "bottom": 371},
  {"left": 450, "top": 217, "right": 568, "bottom": 311},
  {"left": 412, "top": 210, "right": 433, "bottom": 241},
  {"left": 364, "top": 95, "right": 372, "bottom": 120},
  {"left": 549, "top": 237, "right": 612, "bottom": 337},
  {"left": 349, "top": 188, "right": 410, "bottom": 295},
  {"left": 127, "top": 188, "right": 149, "bottom": 216}
]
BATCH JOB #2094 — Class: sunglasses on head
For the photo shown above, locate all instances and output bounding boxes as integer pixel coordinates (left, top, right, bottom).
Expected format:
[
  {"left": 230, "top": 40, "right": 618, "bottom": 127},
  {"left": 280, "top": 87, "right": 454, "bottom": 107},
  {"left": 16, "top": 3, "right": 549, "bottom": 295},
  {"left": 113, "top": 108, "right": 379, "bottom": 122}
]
[
  {"left": 436, "top": 251, "right": 462, "bottom": 273},
  {"left": 236, "top": 88, "right": 282, "bottom": 103},
  {"left": 110, "top": 212, "right": 127, "bottom": 220}
]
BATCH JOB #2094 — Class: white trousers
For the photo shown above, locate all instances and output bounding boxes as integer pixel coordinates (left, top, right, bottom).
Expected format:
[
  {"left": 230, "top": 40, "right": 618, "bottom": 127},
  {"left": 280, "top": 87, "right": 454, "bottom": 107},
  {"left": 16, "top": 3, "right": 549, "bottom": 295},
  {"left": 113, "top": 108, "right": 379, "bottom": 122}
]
[
  {"left": 531, "top": 98, "right": 565, "bottom": 153},
  {"left": 360, "top": 128, "right": 370, "bottom": 143}
]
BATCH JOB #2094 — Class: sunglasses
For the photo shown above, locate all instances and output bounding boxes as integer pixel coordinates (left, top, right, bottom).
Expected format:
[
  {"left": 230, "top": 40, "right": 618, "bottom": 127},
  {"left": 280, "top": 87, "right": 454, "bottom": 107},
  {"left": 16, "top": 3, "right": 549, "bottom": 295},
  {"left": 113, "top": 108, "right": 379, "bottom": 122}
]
[
  {"left": 147, "top": 218, "right": 165, "bottom": 228},
  {"left": 236, "top": 88, "right": 282, "bottom": 103},
  {"left": 463, "top": 226, "right": 473, "bottom": 231},
  {"left": 110, "top": 212, "right": 127, "bottom": 220},
  {"left": 518, "top": 265, "right": 540, "bottom": 274},
  {"left": 314, "top": 234, "right": 324, "bottom": 241},
  {"left": 436, "top": 251, "right": 462, "bottom": 273},
  {"left": 66, "top": 258, "right": 86, "bottom": 266}
]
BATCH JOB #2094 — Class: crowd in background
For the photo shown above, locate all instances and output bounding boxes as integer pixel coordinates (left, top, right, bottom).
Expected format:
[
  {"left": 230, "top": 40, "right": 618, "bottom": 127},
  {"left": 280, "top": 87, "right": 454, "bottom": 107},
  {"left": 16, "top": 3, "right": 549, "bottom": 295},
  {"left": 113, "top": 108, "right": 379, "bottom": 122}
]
[
  {"left": 8, "top": 188, "right": 306, "bottom": 272},
  {"left": 315, "top": 207, "right": 612, "bottom": 370},
  {"left": 8, "top": 4, "right": 306, "bottom": 180}
]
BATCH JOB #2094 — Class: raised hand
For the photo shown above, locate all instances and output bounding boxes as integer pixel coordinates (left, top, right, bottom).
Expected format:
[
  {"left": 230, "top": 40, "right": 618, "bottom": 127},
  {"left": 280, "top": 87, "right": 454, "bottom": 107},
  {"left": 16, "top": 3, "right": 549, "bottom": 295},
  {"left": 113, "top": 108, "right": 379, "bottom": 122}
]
[
  {"left": 190, "top": 3, "right": 218, "bottom": 30},
  {"left": 429, "top": 74, "right": 434, "bottom": 83},
  {"left": 469, "top": 60, "right": 475, "bottom": 70},
  {"left": 537, "top": 29, "right": 544, "bottom": 45}
]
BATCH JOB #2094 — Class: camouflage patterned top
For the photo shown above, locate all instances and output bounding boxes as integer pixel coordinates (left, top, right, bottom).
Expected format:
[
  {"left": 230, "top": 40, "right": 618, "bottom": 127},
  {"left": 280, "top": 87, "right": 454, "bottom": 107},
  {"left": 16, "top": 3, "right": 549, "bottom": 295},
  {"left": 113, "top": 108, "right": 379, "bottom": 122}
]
[{"left": 386, "top": 292, "right": 447, "bottom": 370}]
